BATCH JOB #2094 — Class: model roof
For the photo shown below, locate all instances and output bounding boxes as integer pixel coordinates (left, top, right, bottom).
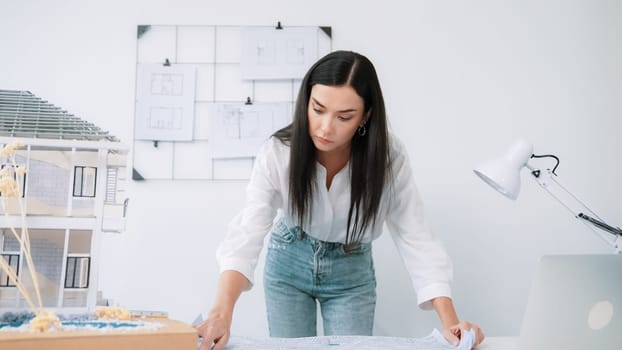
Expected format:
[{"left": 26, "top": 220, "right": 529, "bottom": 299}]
[{"left": 0, "top": 90, "right": 119, "bottom": 142}]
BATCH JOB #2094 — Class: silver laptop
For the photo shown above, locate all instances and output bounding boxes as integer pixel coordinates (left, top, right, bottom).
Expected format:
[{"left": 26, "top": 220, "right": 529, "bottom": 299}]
[{"left": 517, "top": 254, "right": 621, "bottom": 349}]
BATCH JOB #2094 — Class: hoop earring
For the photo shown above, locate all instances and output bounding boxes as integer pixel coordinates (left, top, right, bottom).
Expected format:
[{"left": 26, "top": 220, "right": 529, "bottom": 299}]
[{"left": 357, "top": 124, "right": 367, "bottom": 137}]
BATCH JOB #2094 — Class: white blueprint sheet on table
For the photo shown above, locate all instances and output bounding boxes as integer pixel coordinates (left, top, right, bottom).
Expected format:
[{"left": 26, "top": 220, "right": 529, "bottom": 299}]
[{"left": 224, "top": 329, "right": 476, "bottom": 350}]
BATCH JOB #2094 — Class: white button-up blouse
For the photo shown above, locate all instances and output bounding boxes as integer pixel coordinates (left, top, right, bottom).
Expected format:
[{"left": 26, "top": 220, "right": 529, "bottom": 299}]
[{"left": 216, "top": 134, "right": 453, "bottom": 309}]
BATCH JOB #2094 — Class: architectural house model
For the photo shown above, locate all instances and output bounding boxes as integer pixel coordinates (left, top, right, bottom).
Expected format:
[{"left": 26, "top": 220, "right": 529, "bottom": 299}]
[{"left": 0, "top": 89, "right": 128, "bottom": 311}]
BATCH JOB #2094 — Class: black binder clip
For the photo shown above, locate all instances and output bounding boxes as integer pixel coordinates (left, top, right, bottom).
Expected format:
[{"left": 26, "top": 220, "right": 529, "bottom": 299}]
[
  {"left": 275, "top": 21, "right": 283, "bottom": 30},
  {"left": 163, "top": 58, "right": 171, "bottom": 66},
  {"left": 245, "top": 97, "right": 253, "bottom": 105},
  {"left": 153, "top": 140, "right": 159, "bottom": 148}
]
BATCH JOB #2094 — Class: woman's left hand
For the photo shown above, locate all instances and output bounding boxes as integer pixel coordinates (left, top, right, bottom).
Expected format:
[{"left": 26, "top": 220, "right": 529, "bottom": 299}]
[{"left": 442, "top": 320, "right": 484, "bottom": 348}]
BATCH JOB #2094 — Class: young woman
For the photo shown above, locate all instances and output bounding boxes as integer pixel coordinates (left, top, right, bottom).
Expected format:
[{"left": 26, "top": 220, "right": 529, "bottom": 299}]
[{"left": 196, "top": 50, "right": 484, "bottom": 350}]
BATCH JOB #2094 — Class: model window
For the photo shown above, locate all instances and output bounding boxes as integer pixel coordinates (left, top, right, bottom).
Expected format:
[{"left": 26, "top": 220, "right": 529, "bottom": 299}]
[
  {"left": 64, "top": 256, "right": 90, "bottom": 289},
  {"left": 73, "top": 166, "right": 97, "bottom": 197},
  {"left": 0, "top": 254, "right": 19, "bottom": 287},
  {"left": 0, "top": 164, "right": 26, "bottom": 198}
]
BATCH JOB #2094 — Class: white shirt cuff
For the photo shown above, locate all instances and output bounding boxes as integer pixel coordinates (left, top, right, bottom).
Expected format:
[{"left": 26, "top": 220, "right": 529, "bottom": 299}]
[
  {"left": 218, "top": 261, "right": 255, "bottom": 291},
  {"left": 416, "top": 282, "right": 452, "bottom": 310}
]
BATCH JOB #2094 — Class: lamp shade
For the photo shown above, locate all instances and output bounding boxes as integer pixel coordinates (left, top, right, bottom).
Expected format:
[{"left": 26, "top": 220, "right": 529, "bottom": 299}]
[{"left": 474, "top": 139, "right": 533, "bottom": 200}]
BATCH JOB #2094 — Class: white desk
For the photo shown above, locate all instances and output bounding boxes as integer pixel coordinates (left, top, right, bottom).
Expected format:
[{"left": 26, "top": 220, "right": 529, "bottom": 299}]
[{"left": 478, "top": 337, "right": 517, "bottom": 350}]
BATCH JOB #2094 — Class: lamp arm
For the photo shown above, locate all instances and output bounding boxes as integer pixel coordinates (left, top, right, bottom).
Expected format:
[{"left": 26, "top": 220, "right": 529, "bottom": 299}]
[
  {"left": 577, "top": 213, "right": 622, "bottom": 237},
  {"left": 525, "top": 163, "right": 621, "bottom": 254}
]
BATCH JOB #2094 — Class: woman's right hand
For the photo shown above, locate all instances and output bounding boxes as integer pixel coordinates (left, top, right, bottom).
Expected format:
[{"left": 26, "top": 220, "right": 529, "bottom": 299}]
[
  {"left": 196, "top": 309, "right": 232, "bottom": 350},
  {"left": 197, "top": 270, "right": 250, "bottom": 349}
]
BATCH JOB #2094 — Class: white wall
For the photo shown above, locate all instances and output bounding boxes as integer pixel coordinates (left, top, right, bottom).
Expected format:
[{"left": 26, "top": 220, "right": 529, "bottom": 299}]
[{"left": 1, "top": 0, "right": 620, "bottom": 338}]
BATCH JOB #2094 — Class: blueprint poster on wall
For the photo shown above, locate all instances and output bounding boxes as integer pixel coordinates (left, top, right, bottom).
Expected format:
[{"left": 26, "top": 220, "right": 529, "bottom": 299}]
[
  {"left": 240, "top": 26, "right": 318, "bottom": 80},
  {"left": 208, "top": 102, "right": 291, "bottom": 159},
  {"left": 135, "top": 64, "right": 196, "bottom": 141}
]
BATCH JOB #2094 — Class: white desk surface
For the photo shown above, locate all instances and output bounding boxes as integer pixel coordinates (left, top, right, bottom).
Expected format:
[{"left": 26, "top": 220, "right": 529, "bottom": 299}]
[
  {"left": 224, "top": 335, "right": 518, "bottom": 349},
  {"left": 478, "top": 337, "right": 517, "bottom": 350}
]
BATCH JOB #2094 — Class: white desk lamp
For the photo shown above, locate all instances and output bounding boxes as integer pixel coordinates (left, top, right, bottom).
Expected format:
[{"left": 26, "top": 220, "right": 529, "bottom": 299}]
[{"left": 474, "top": 139, "right": 621, "bottom": 254}]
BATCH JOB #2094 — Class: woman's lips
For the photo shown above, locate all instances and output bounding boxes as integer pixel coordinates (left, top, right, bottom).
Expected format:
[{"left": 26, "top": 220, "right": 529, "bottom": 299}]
[{"left": 316, "top": 136, "right": 333, "bottom": 144}]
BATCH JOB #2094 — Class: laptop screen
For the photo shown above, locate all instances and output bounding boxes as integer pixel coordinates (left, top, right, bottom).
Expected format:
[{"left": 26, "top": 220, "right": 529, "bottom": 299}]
[{"left": 517, "top": 254, "right": 621, "bottom": 350}]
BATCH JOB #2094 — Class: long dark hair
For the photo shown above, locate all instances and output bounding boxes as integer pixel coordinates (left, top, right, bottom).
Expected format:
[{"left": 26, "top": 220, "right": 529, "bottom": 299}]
[{"left": 273, "top": 50, "right": 390, "bottom": 248}]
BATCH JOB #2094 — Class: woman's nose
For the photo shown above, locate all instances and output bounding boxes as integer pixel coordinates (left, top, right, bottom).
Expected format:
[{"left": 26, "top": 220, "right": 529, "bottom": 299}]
[{"left": 319, "top": 116, "right": 332, "bottom": 133}]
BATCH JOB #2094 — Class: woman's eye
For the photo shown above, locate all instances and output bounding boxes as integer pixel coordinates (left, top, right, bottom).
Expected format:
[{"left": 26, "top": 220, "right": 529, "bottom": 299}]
[
  {"left": 338, "top": 116, "right": 352, "bottom": 121},
  {"left": 313, "top": 108, "right": 323, "bottom": 114}
]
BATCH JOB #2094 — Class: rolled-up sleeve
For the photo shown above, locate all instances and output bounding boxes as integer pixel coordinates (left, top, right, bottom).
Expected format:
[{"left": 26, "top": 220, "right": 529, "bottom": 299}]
[
  {"left": 215, "top": 139, "right": 282, "bottom": 288},
  {"left": 385, "top": 140, "right": 453, "bottom": 310}
]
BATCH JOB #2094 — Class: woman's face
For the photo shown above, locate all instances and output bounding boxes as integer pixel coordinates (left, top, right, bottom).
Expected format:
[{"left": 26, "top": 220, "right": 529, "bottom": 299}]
[{"left": 307, "top": 84, "right": 366, "bottom": 157}]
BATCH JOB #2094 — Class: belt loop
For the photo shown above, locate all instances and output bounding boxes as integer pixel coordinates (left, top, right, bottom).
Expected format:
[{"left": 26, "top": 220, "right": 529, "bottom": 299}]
[{"left": 295, "top": 226, "right": 304, "bottom": 240}]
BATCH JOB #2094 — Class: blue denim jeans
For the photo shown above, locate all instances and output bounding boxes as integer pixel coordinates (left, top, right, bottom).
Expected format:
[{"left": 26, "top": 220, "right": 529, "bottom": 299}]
[{"left": 263, "top": 220, "right": 376, "bottom": 337}]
